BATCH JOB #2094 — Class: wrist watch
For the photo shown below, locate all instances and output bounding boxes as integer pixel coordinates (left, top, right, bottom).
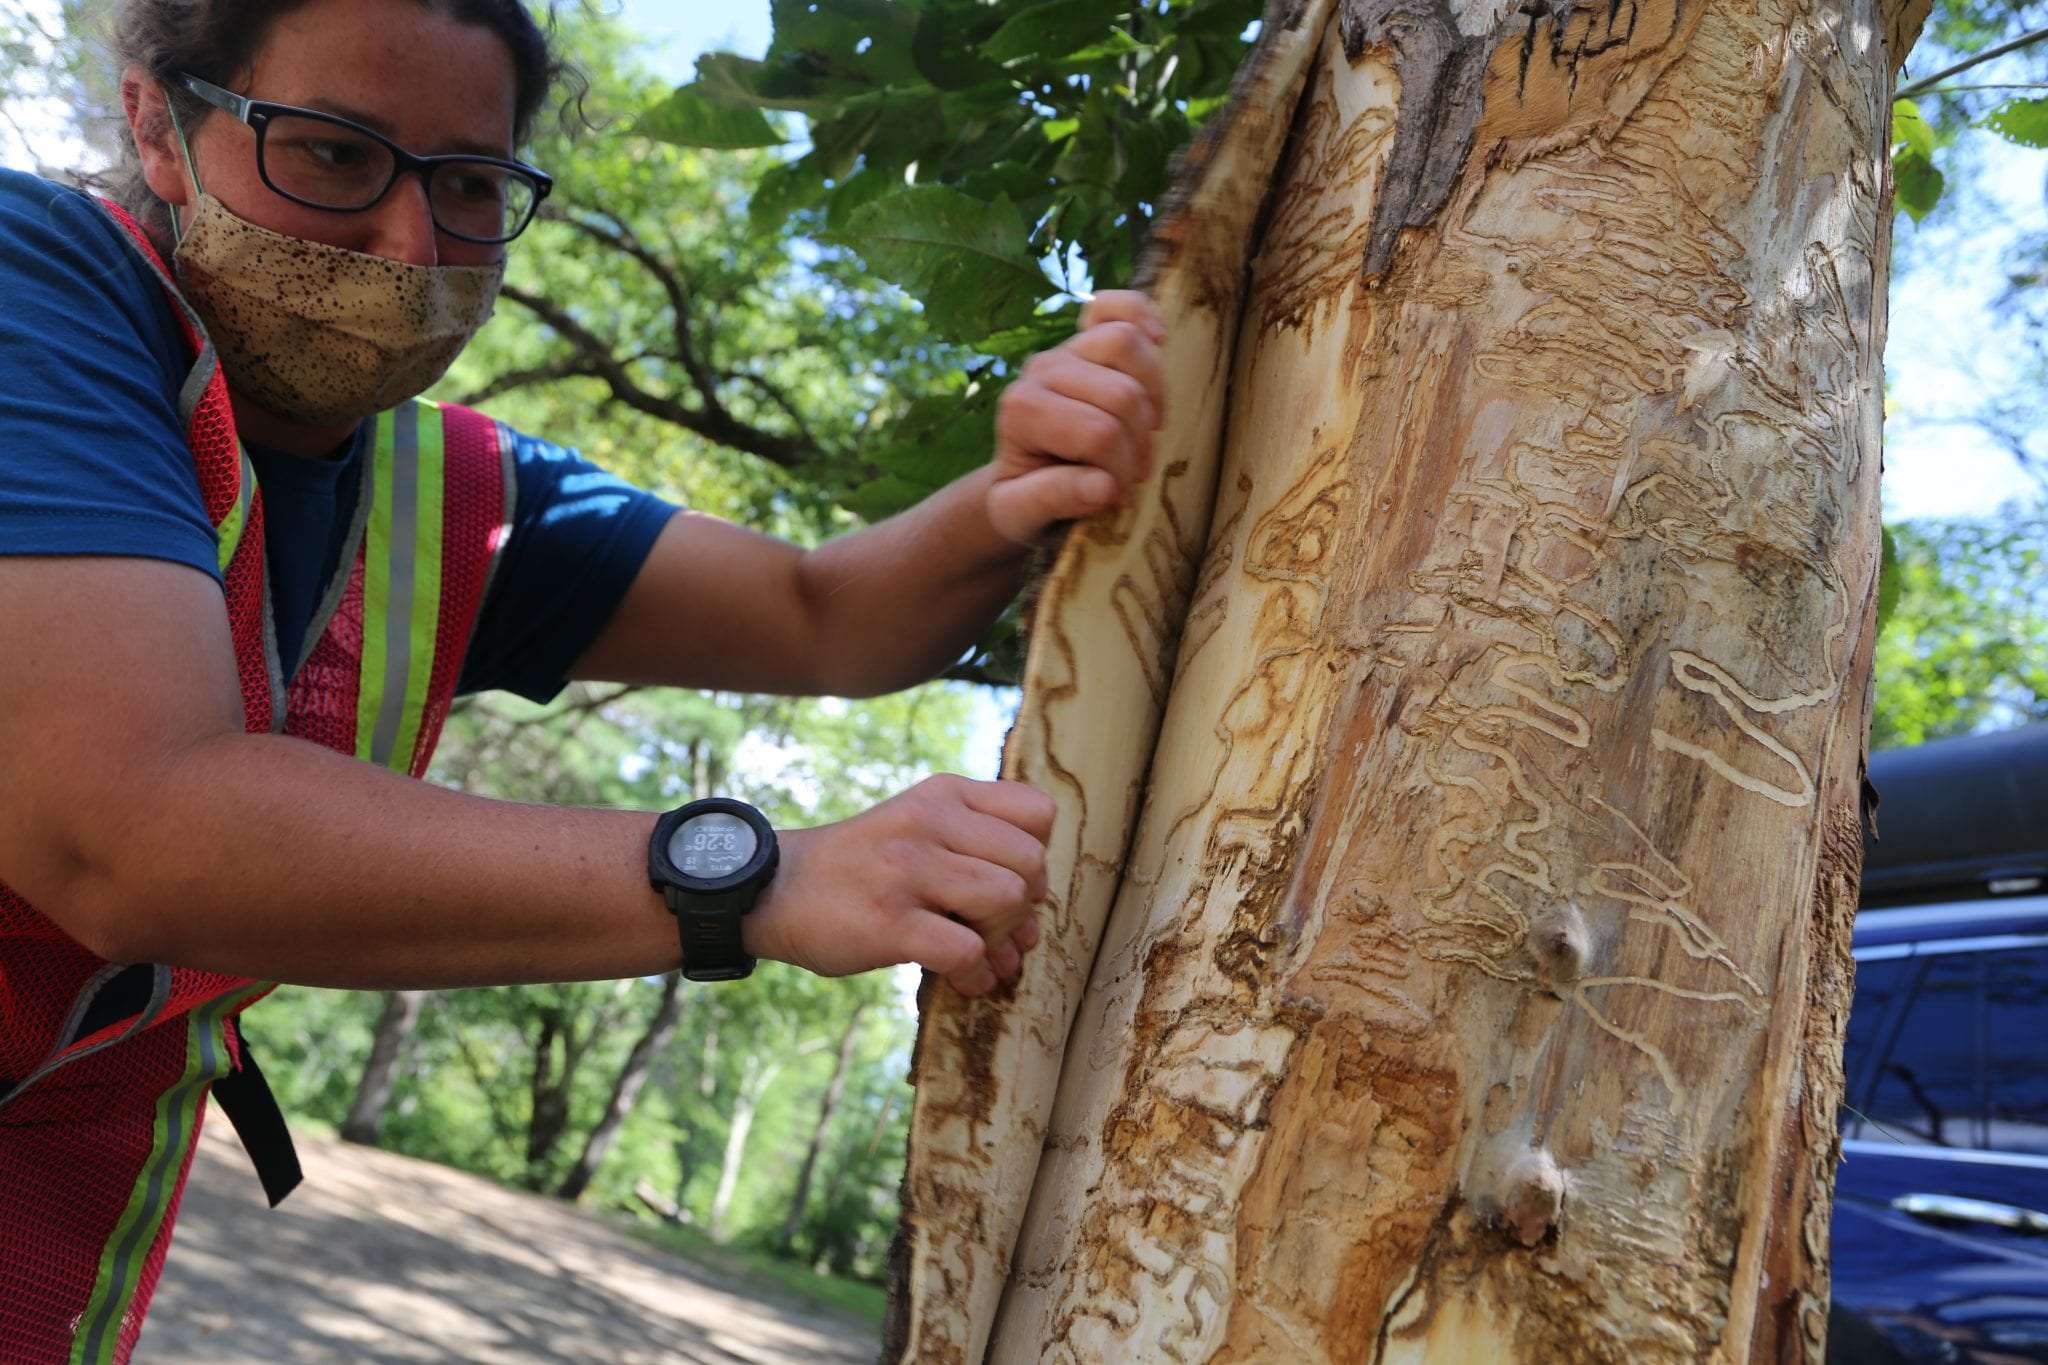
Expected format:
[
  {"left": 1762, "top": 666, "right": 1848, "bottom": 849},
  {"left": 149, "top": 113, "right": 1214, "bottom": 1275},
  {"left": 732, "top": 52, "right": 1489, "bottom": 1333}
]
[{"left": 648, "top": 797, "right": 779, "bottom": 982}]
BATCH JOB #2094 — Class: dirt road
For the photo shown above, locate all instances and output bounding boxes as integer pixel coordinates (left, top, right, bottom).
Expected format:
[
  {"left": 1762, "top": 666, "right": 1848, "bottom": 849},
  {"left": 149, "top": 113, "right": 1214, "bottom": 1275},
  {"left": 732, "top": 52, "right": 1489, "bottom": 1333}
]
[{"left": 141, "top": 1123, "right": 881, "bottom": 1364}]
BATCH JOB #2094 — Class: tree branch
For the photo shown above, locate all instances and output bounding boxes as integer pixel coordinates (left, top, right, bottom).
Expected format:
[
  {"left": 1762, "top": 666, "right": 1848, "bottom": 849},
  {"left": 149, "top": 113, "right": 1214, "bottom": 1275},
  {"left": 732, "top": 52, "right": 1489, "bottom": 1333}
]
[
  {"left": 498, "top": 283, "right": 817, "bottom": 470},
  {"left": 1899, "top": 24, "right": 2048, "bottom": 99},
  {"left": 548, "top": 207, "right": 725, "bottom": 409}
]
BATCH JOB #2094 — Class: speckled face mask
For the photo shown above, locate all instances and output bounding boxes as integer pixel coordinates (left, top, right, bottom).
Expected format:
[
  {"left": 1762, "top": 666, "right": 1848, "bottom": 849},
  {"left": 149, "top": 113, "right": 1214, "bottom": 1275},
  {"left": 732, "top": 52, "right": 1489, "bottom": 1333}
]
[{"left": 170, "top": 192, "right": 504, "bottom": 428}]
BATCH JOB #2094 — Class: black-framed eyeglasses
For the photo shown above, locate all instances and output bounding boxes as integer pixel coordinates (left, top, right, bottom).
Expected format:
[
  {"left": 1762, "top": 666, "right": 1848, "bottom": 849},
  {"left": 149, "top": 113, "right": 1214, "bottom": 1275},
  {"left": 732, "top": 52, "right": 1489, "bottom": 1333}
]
[{"left": 175, "top": 73, "right": 553, "bottom": 245}]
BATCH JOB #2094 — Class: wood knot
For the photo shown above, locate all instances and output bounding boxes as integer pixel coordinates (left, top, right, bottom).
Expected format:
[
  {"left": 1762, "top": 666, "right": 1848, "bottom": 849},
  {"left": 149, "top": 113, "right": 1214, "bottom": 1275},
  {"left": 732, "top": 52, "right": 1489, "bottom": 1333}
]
[
  {"left": 1526, "top": 902, "right": 1590, "bottom": 990},
  {"left": 1500, "top": 1148, "right": 1566, "bottom": 1248}
]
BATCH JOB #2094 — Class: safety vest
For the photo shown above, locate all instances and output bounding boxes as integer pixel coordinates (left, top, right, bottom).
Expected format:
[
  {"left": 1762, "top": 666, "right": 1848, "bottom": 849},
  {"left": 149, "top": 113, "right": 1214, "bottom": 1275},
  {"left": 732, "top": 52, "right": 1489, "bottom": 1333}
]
[{"left": 0, "top": 199, "right": 513, "bottom": 1364}]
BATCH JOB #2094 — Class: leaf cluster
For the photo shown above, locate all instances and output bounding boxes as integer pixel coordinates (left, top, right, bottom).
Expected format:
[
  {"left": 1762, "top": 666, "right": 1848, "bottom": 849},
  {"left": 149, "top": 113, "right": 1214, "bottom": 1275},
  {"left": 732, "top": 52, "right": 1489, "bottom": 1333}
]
[
  {"left": 1890, "top": 0, "right": 2048, "bottom": 221},
  {"left": 1874, "top": 499, "right": 2048, "bottom": 747},
  {"left": 637, "top": 0, "right": 1261, "bottom": 519}
]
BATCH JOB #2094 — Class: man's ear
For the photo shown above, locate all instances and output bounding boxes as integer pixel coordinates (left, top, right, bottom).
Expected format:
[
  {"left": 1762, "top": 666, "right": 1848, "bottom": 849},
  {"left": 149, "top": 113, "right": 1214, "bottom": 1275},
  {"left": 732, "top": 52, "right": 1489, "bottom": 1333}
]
[{"left": 121, "top": 66, "right": 191, "bottom": 213}]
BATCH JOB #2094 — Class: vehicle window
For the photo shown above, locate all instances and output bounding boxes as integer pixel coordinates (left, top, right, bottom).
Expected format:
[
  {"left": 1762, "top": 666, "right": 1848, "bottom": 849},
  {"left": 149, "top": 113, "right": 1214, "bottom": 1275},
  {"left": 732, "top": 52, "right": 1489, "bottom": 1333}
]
[
  {"left": 1841, "top": 956, "right": 1913, "bottom": 1138},
  {"left": 1863, "top": 953, "right": 1982, "bottom": 1148},
  {"left": 1984, "top": 944, "right": 2048, "bottom": 1155}
]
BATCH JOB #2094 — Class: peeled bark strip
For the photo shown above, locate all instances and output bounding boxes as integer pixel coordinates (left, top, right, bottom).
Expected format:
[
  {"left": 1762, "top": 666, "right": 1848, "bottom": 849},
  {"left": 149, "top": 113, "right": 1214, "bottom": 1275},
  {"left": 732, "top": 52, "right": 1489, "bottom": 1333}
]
[
  {"left": 885, "top": 6, "right": 1338, "bottom": 1360},
  {"left": 897, "top": 0, "right": 1926, "bottom": 1355}
]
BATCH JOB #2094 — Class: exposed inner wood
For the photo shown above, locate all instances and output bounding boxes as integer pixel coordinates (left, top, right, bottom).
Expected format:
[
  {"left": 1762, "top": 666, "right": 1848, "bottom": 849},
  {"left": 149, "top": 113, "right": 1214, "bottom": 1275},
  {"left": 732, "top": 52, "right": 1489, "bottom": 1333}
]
[{"left": 889, "top": 0, "right": 1928, "bottom": 1355}]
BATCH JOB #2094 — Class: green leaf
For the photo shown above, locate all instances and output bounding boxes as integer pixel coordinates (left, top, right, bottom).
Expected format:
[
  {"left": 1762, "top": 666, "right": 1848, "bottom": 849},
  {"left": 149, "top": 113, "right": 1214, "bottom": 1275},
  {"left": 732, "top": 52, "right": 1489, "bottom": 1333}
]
[
  {"left": 637, "top": 85, "right": 786, "bottom": 149},
  {"left": 749, "top": 158, "right": 828, "bottom": 232},
  {"left": 1891, "top": 98, "right": 1933, "bottom": 159},
  {"left": 913, "top": 6, "right": 1010, "bottom": 90},
  {"left": 1981, "top": 96, "right": 2048, "bottom": 148},
  {"left": 770, "top": 0, "right": 924, "bottom": 84},
  {"left": 852, "top": 389, "right": 1001, "bottom": 519},
  {"left": 982, "top": 0, "right": 1123, "bottom": 66},
  {"left": 835, "top": 188, "right": 1052, "bottom": 342},
  {"left": 971, "top": 318, "right": 1078, "bottom": 362},
  {"left": 1878, "top": 526, "right": 1903, "bottom": 637},
  {"left": 810, "top": 95, "right": 888, "bottom": 179},
  {"left": 694, "top": 52, "right": 829, "bottom": 112},
  {"left": 1893, "top": 148, "right": 1944, "bottom": 222},
  {"left": 824, "top": 168, "right": 898, "bottom": 235}
]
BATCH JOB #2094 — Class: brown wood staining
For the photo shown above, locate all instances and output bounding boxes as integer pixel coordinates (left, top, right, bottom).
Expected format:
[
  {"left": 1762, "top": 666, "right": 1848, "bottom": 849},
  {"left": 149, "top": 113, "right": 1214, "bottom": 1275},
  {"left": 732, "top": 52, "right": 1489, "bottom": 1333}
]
[
  {"left": 892, "top": 0, "right": 1927, "bottom": 1355},
  {"left": 884, "top": 7, "right": 1342, "bottom": 1362}
]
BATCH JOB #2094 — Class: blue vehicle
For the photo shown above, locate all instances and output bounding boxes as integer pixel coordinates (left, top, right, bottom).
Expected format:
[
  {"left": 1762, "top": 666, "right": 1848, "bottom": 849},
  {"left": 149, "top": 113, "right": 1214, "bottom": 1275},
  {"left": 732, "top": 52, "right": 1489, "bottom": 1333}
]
[{"left": 1831, "top": 724, "right": 2048, "bottom": 1362}]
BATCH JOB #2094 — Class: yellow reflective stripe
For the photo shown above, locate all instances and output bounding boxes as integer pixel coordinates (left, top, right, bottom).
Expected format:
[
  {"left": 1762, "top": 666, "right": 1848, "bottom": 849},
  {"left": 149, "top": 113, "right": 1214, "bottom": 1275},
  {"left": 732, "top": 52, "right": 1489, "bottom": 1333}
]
[
  {"left": 214, "top": 449, "right": 255, "bottom": 576},
  {"left": 69, "top": 983, "right": 268, "bottom": 1365},
  {"left": 355, "top": 403, "right": 446, "bottom": 774},
  {"left": 389, "top": 404, "right": 446, "bottom": 773}
]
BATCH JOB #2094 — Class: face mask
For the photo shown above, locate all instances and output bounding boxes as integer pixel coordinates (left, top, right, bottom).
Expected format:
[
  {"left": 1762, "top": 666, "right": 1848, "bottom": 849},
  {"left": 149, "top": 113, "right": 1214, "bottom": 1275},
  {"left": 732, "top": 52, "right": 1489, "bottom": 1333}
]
[{"left": 166, "top": 107, "right": 504, "bottom": 429}]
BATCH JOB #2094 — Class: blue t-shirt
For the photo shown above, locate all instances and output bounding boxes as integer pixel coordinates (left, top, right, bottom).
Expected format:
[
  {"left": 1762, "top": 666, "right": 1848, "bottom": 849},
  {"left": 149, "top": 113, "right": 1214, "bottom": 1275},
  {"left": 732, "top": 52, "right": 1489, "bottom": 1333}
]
[{"left": 0, "top": 169, "right": 676, "bottom": 703}]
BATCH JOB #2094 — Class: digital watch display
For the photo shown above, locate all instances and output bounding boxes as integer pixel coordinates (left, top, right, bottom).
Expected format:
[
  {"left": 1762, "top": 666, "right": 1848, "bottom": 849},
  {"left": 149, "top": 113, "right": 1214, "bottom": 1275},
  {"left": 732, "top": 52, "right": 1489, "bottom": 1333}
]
[{"left": 648, "top": 798, "right": 778, "bottom": 982}]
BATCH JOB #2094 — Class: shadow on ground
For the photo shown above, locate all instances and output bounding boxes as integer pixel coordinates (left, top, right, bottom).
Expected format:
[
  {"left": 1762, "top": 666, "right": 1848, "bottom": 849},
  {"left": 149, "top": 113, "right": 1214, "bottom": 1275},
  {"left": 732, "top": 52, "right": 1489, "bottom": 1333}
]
[{"left": 142, "top": 1123, "right": 880, "bottom": 1364}]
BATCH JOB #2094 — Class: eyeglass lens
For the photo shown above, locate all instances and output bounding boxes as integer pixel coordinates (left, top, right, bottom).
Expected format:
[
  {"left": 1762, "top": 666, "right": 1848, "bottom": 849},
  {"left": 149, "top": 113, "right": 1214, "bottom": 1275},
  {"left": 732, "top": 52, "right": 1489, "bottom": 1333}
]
[{"left": 260, "top": 112, "right": 539, "bottom": 241}]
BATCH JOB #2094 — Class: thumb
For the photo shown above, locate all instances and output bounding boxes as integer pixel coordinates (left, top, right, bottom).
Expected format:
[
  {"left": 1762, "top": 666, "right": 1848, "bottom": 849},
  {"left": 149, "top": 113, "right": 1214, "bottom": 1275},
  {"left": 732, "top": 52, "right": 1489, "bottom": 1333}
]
[{"left": 987, "top": 463, "right": 1120, "bottom": 543}]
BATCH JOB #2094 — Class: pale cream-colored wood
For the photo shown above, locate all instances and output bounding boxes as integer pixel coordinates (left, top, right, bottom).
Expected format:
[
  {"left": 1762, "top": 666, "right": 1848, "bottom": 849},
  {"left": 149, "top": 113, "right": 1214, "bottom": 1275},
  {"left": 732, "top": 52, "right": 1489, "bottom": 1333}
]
[
  {"left": 894, "top": 0, "right": 1926, "bottom": 1355},
  {"left": 885, "top": 7, "right": 1340, "bottom": 1362}
]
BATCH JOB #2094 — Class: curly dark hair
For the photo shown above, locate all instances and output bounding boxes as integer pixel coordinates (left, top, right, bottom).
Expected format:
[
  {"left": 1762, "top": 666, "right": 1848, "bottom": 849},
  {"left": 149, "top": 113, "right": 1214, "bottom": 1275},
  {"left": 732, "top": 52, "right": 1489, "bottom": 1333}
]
[{"left": 108, "top": 0, "right": 575, "bottom": 246}]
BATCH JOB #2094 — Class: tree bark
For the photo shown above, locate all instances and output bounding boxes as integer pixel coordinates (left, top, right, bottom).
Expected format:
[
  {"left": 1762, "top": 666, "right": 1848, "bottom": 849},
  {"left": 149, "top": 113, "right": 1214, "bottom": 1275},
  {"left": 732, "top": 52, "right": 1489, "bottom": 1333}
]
[
  {"left": 888, "top": 0, "right": 1928, "bottom": 1359},
  {"left": 556, "top": 973, "right": 689, "bottom": 1204},
  {"left": 779, "top": 1003, "right": 869, "bottom": 1252},
  {"left": 340, "top": 989, "right": 430, "bottom": 1146}
]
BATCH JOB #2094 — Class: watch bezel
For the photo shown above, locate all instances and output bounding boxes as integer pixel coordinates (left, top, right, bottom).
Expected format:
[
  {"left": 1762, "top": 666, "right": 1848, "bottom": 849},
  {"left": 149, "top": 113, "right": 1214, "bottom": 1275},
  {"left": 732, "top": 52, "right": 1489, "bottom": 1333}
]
[{"left": 649, "top": 797, "right": 778, "bottom": 895}]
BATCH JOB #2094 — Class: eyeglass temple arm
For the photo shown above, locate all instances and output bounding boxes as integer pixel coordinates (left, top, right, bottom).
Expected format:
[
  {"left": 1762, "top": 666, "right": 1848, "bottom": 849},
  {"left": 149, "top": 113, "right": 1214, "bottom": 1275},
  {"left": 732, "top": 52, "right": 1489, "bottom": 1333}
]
[{"left": 175, "top": 73, "right": 252, "bottom": 122}]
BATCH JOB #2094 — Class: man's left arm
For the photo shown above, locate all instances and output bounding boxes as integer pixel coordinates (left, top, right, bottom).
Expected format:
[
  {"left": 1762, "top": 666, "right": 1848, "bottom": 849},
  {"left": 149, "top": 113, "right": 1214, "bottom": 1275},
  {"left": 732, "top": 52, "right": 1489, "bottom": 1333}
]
[{"left": 573, "top": 292, "right": 1167, "bottom": 697}]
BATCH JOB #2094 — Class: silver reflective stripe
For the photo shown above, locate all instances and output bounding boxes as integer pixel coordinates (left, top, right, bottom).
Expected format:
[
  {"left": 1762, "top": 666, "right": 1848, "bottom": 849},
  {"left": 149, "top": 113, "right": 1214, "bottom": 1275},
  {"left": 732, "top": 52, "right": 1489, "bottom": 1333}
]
[
  {"left": 368, "top": 404, "right": 422, "bottom": 769},
  {"left": 295, "top": 444, "right": 375, "bottom": 681},
  {"left": 175, "top": 341, "right": 219, "bottom": 427},
  {"left": 0, "top": 965, "right": 172, "bottom": 1113}
]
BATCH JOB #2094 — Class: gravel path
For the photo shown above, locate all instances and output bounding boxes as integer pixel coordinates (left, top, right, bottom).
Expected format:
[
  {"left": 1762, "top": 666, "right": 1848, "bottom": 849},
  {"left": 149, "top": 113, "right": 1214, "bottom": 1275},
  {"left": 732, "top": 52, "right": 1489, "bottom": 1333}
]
[{"left": 140, "top": 1122, "right": 882, "bottom": 1364}]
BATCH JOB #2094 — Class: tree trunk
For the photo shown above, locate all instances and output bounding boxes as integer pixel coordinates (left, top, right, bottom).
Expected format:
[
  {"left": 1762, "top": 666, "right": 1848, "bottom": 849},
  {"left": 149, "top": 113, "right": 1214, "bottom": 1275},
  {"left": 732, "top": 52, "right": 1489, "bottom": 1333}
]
[
  {"left": 522, "top": 1006, "right": 569, "bottom": 1185},
  {"left": 779, "top": 1003, "right": 869, "bottom": 1252},
  {"left": 888, "top": 0, "right": 1928, "bottom": 1359},
  {"left": 556, "top": 974, "right": 689, "bottom": 1204},
  {"left": 708, "top": 1059, "right": 779, "bottom": 1243},
  {"left": 340, "top": 990, "right": 430, "bottom": 1146}
]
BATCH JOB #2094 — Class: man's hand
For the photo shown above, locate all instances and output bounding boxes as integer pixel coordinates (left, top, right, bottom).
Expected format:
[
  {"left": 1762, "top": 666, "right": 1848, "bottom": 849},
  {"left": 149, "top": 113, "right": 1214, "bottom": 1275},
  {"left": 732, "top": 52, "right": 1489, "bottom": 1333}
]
[
  {"left": 742, "top": 775, "right": 1055, "bottom": 996},
  {"left": 986, "top": 290, "right": 1169, "bottom": 545}
]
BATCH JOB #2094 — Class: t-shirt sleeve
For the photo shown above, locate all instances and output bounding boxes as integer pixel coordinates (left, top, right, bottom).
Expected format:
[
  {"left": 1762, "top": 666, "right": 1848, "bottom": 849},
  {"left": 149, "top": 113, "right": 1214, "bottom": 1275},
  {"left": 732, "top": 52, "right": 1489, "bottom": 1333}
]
[
  {"left": 457, "top": 426, "right": 678, "bottom": 703},
  {"left": 0, "top": 170, "right": 219, "bottom": 582}
]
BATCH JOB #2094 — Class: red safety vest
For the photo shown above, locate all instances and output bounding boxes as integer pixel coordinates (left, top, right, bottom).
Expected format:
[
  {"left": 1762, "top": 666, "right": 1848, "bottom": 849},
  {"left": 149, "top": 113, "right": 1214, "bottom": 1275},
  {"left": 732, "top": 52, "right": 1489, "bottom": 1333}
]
[{"left": 0, "top": 199, "right": 513, "bottom": 1364}]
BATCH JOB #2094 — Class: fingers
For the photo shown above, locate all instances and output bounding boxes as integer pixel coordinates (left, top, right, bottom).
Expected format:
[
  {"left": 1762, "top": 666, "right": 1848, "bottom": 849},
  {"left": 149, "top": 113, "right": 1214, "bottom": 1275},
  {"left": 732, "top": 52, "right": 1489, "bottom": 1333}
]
[
  {"left": 987, "top": 463, "right": 1119, "bottom": 544},
  {"left": 1028, "top": 348, "right": 1161, "bottom": 478},
  {"left": 900, "top": 911, "right": 999, "bottom": 997},
  {"left": 1066, "top": 321, "right": 1168, "bottom": 437},
  {"left": 955, "top": 777, "right": 1057, "bottom": 844},
  {"left": 936, "top": 806, "right": 1050, "bottom": 902},
  {"left": 1081, "top": 289, "right": 1166, "bottom": 345},
  {"left": 997, "top": 380, "right": 1146, "bottom": 489},
  {"left": 908, "top": 777, "right": 1055, "bottom": 994},
  {"left": 920, "top": 848, "right": 1033, "bottom": 926}
]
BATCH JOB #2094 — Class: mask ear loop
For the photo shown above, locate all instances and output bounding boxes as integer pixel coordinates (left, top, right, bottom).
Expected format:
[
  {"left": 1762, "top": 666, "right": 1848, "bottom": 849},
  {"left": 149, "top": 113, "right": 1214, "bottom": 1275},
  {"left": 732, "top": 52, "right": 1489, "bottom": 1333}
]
[{"left": 164, "top": 90, "right": 205, "bottom": 245}]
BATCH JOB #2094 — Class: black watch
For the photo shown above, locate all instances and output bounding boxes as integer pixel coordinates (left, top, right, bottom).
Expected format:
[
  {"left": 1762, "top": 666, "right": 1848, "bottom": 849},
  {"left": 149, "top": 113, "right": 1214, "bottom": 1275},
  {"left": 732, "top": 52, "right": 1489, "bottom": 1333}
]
[{"left": 648, "top": 797, "right": 779, "bottom": 982}]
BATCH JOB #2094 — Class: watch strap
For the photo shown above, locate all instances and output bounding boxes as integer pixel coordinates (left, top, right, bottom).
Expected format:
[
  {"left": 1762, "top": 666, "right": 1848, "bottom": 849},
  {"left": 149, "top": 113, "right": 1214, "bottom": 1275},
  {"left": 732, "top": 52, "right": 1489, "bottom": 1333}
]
[{"left": 666, "top": 884, "right": 757, "bottom": 982}]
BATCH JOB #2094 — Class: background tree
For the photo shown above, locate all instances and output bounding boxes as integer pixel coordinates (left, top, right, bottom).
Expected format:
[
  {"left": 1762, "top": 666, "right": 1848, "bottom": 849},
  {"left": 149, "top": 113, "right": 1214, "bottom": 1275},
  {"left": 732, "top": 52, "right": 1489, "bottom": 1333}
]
[{"left": 1874, "top": 498, "right": 2048, "bottom": 745}]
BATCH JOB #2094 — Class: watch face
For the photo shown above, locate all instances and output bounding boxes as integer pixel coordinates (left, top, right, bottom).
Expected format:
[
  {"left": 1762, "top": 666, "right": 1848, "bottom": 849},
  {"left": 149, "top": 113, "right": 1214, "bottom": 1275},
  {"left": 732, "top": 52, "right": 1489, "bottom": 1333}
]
[{"left": 669, "top": 811, "right": 759, "bottom": 881}]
